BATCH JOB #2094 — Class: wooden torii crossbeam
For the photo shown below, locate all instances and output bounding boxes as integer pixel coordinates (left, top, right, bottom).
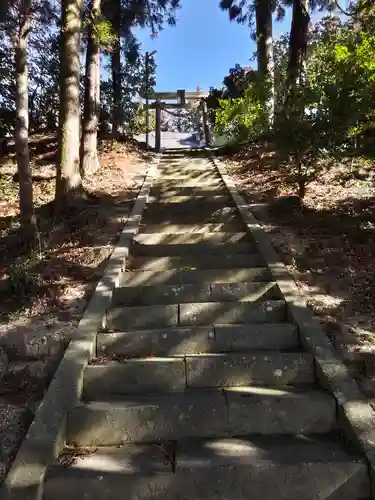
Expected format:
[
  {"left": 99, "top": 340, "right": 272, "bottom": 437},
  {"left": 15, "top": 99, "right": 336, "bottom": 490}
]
[
  {"left": 147, "top": 90, "right": 210, "bottom": 108},
  {"left": 144, "top": 89, "right": 211, "bottom": 151}
]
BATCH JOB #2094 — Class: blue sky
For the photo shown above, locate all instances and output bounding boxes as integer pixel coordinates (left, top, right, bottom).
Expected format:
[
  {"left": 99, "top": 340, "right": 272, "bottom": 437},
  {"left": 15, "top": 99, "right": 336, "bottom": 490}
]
[{"left": 136, "top": 0, "right": 327, "bottom": 92}]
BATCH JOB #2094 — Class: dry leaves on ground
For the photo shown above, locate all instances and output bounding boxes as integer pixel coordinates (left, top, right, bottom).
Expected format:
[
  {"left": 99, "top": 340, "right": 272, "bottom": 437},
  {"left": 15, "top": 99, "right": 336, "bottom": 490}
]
[
  {"left": 0, "top": 136, "right": 151, "bottom": 483},
  {"left": 225, "top": 143, "right": 375, "bottom": 405}
]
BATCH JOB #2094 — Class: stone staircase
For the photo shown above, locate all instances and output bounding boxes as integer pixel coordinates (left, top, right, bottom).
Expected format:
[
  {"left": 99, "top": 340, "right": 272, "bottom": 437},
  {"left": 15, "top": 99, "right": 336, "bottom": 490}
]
[{"left": 43, "top": 151, "right": 370, "bottom": 499}]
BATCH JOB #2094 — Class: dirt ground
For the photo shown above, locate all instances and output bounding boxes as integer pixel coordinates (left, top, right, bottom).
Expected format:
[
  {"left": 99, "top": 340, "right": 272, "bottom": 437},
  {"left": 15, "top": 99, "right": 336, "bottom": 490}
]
[
  {"left": 1, "top": 139, "right": 374, "bottom": 482},
  {"left": 222, "top": 144, "right": 375, "bottom": 406},
  {"left": 0, "top": 135, "right": 152, "bottom": 481}
]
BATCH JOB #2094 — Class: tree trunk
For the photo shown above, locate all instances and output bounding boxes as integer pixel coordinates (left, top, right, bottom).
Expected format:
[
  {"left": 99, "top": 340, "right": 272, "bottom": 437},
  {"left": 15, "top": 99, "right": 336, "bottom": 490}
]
[
  {"left": 15, "top": 0, "right": 36, "bottom": 243},
  {"left": 80, "top": 0, "right": 101, "bottom": 177},
  {"left": 55, "top": 0, "right": 84, "bottom": 210},
  {"left": 287, "top": 0, "right": 310, "bottom": 87},
  {"left": 255, "top": 0, "right": 274, "bottom": 123},
  {"left": 111, "top": 0, "right": 122, "bottom": 139}
]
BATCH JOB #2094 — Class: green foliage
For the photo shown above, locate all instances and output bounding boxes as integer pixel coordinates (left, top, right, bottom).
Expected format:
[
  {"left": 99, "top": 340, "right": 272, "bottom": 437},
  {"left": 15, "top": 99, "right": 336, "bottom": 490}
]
[
  {"left": 207, "top": 65, "right": 255, "bottom": 127},
  {"left": 0, "top": 1, "right": 59, "bottom": 133},
  {"left": 273, "top": 85, "right": 330, "bottom": 198},
  {"left": 129, "top": 103, "right": 156, "bottom": 134},
  {"left": 213, "top": 14, "right": 375, "bottom": 198},
  {"left": 100, "top": 49, "right": 156, "bottom": 133},
  {"left": 7, "top": 251, "right": 45, "bottom": 299},
  {"left": 210, "top": 14, "right": 375, "bottom": 198},
  {"left": 306, "top": 20, "right": 375, "bottom": 153},
  {"left": 7, "top": 264, "right": 35, "bottom": 298},
  {"left": 92, "top": 16, "right": 117, "bottom": 48},
  {"left": 214, "top": 74, "right": 269, "bottom": 141}
]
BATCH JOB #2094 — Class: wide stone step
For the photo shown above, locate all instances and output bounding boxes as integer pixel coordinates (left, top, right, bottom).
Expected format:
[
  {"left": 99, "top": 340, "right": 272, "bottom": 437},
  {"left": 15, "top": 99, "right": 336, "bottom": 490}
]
[
  {"left": 157, "top": 169, "right": 219, "bottom": 177},
  {"left": 141, "top": 215, "right": 240, "bottom": 228},
  {"left": 127, "top": 254, "right": 264, "bottom": 272},
  {"left": 152, "top": 181, "right": 224, "bottom": 189},
  {"left": 83, "top": 358, "right": 186, "bottom": 397},
  {"left": 44, "top": 436, "right": 369, "bottom": 500},
  {"left": 141, "top": 208, "right": 239, "bottom": 225},
  {"left": 119, "top": 267, "right": 273, "bottom": 287},
  {"left": 97, "top": 324, "right": 299, "bottom": 358},
  {"left": 143, "top": 200, "right": 234, "bottom": 216},
  {"left": 150, "top": 186, "right": 228, "bottom": 197},
  {"left": 67, "top": 388, "right": 336, "bottom": 445},
  {"left": 147, "top": 194, "right": 232, "bottom": 204},
  {"left": 142, "top": 208, "right": 238, "bottom": 222},
  {"left": 133, "top": 231, "right": 252, "bottom": 245},
  {"left": 83, "top": 352, "right": 314, "bottom": 398},
  {"left": 185, "top": 351, "right": 314, "bottom": 388},
  {"left": 44, "top": 445, "right": 172, "bottom": 500},
  {"left": 112, "top": 281, "right": 279, "bottom": 307},
  {"left": 160, "top": 166, "right": 217, "bottom": 171},
  {"left": 162, "top": 164, "right": 215, "bottom": 168},
  {"left": 131, "top": 240, "right": 254, "bottom": 257},
  {"left": 154, "top": 173, "right": 221, "bottom": 181},
  {"left": 138, "top": 221, "right": 244, "bottom": 233},
  {"left": 156, "top": 176, "right": 222, "bottom": 185},
  {"left": 161, "top": 165, "right": 213, "bottom": 172},
  {"left": 105, "top": 300, "right": 286, "bottom": 330},
  {"left": 172, "top": 436, "right": 368, "bottom": 500}
]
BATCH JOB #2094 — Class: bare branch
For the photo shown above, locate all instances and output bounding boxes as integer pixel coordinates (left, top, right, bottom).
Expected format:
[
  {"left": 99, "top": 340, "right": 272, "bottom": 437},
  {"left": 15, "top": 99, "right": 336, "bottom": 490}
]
[{"left": 334, "top": 0, "right": 352, "bottom": 16}]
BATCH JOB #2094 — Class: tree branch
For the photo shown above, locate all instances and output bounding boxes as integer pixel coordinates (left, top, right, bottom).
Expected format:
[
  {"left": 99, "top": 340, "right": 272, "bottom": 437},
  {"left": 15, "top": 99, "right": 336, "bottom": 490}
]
[{"left": 334, "top": 0, "right": 353, "bottom": 17}]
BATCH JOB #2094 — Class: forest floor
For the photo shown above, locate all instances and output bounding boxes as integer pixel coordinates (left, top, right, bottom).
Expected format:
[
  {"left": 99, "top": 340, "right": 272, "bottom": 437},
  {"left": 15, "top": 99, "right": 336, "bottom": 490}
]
[
  {"left": 0, "top": 134, "right": 152, "bottom": 481},
  {"left": 221, "top": 143, "right": 375, "bottom": 407}
]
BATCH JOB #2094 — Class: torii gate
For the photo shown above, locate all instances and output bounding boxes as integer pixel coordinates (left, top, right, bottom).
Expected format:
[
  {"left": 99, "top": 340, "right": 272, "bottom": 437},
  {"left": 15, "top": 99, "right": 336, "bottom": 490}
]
[{"left": 145, "top": 89, "right": 212, "bottom": 152}]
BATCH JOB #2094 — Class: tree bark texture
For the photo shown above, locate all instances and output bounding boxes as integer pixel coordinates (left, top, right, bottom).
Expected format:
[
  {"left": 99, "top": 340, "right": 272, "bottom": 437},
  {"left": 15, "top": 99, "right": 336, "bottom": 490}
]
[
  {"left": 55, "top": 0, "right": 84, "bottom": 208},
  {"left": 111, "top": 0, "right": 122, "bottom": 138},
  {"left": 80, "top": 0, "right": 101, "bottom": 177},
  {"left": 255, "top": 0, "right": 275, "bottom": 122},
  {"left": 287, "top": 0, "right": 310, "bottom": 87},
  {"left": 15, "top": 0, "right": 36, "bottom": 241}
]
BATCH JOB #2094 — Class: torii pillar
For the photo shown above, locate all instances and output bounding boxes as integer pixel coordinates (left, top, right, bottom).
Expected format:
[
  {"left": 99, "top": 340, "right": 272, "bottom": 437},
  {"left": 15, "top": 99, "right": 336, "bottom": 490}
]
[
  {"left": 155, "top": 98, "right": 161, "bottom": 153},
  {"left": 201, "top": 99, "right": 212, "bottom": 147}
]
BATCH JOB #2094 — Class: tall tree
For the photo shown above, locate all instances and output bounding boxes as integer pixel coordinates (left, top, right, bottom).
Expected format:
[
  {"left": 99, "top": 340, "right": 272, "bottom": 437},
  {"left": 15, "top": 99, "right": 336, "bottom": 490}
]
[
  {"left": 14, "top": 0, "right": 36, "bottom": 241},
  {"left": 102, "top": 0, "right": 179, "bottom": 138},
  {"left": 255, "top": 0, "right": 274, "bottom": 118},
  {"left": 286, "top": 0, "right": 337, "bottom": 89},
  {"left": 220, "top": 0, "right": 275, "bottom": 121},
  {"left": 287, "top": 0, "right": 310, "bottom": 87},
  {"left": 55, "top": 0, "right": 84, "bottom": 209},
  {"left": 29, "top": 27, "right": 60, "bottom": 131},
  {"left": 99, "top": 49, "right": 156, "bottom": 134},
  {"left": 110, "top": 0, "right": 122, "bottom": 138},
  {"left": 0, "top": 0, "right": 38, "bottom": 241},
  {"left": 80, "top": 0, "right": 102, "bottom": 176}
]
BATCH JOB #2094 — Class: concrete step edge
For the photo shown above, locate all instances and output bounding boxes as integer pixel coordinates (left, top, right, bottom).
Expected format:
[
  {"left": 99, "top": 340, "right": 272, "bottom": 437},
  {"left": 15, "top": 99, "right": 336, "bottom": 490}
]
[
  {"left": 44, "top": 435, "right": 369, "bottom": 499},
  {"left": 126, "top": 254, "right": 265, "bottom": 272},
  {"left": 133, "top": 232, "right": 252, "bottom": 245},
  {"left": 119, "top": 267, "right": 273, "bottom": 287},
  {"left": 96, "top": 323, "right": 300, "bottom": 357},
  {"left": 112, "top": 281, "right": 279, "bottom": 307},
  {"left": 67, "top": 388, "right": 337, "bottom": 446},
  {"left": 82, "top": 352, "right": 315, "bottom": 397},
  {"left": 130, "top": 241, "right": 256, "bottom": 257},
  {"left": 138, "top": 222, "right": 245, "bottom": 233},
  {"left": 105, "top": 300, "right": 287, "bottom": 329}
]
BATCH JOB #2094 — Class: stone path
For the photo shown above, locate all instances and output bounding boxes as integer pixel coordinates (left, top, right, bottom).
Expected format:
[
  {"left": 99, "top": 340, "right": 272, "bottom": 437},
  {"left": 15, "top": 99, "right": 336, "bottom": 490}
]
[{"left": 42, "top": 150, "right": 370, "bottom": 499}]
